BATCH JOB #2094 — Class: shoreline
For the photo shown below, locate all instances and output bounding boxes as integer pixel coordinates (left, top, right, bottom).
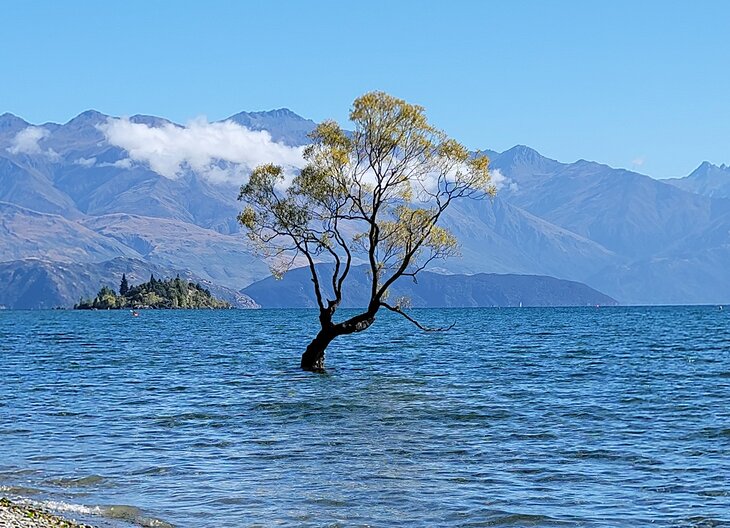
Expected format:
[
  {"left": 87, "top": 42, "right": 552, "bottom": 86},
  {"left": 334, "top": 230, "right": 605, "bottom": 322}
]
[{"left": 0, "top": 498, "right": 95, "bottom": 528}]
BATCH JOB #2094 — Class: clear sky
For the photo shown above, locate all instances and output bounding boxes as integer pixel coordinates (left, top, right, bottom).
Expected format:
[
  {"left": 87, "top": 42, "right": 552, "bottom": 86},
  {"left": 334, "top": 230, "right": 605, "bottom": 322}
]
[{"left": 2, "top": 0, "right": 728, "bottom": 178}]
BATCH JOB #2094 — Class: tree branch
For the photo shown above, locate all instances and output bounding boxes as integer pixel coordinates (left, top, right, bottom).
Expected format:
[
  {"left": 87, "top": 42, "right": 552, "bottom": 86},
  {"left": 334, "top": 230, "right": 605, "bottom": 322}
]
[
  {"left": 380, "top": 302, "right": 455, "bottom": 332},
  {"left": 300, "top": 240, "right": 326, "bottom": 311}
]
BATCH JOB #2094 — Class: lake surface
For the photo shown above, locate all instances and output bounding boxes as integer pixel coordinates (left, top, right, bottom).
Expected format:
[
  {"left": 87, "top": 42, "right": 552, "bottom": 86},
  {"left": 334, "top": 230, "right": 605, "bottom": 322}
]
[{"left": 1, "top": 307, "right": 729, "bottom": 527}]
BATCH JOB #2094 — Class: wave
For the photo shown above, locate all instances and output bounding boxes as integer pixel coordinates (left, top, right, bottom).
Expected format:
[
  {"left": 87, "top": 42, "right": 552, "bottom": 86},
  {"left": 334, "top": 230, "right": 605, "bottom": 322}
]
[
  {"left": 42, "top": 499, "right": 103, "bottom": 516},
  {"left": 44, "top": 474, "right": 109, "bottom": 488},
  {"left": 36, "top": 499, "right": 174, "bottom": 528}
]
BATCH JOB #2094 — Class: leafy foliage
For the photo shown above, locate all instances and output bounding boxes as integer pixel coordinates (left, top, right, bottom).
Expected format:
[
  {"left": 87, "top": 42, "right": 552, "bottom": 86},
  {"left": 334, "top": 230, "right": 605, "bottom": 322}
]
[
  {"left": 237, "top": 91, "right": 495, "bottom": 368},
  {"left": 119, "top": 273, "right": 129, "bottom": 296},
  {"left": 75, "top": 275, "right": 230, "bottom": 309}
]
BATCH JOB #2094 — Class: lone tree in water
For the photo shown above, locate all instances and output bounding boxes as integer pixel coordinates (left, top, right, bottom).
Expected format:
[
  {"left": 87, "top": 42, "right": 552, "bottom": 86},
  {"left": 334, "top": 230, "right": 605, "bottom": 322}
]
[{"left": 238, "top": 92, "right": 495, "bottom": 372}]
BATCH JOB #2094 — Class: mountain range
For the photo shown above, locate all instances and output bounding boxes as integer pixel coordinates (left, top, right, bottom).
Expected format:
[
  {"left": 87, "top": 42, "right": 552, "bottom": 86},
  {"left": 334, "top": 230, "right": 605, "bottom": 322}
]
[
  {"left": 0, "top": 108, "right": 728, "bottom": 307},
  {"left": 242, "top": 264, "right": 617, "bottom": 308}
]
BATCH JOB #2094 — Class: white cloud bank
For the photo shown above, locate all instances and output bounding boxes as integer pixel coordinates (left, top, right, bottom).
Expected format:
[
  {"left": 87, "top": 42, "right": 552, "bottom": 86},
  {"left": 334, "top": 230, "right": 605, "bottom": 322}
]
[
  {"left": 74, "top": 157, "right": 96, "bottom": 167},
  {"left": 489, "top": 168, "right": 518, "bottom": 192},
  {"left": 7, "top": 127, "right": 58, "bottom": 159},
  {"left": 98, "top": 118, "right": 305, "bottom": 184}
]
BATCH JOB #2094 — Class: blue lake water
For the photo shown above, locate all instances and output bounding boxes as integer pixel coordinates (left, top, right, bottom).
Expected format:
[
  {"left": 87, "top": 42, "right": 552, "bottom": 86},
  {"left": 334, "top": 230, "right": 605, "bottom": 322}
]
[{"left": 0, "top": 307, "right": 729, "bottom": 527}]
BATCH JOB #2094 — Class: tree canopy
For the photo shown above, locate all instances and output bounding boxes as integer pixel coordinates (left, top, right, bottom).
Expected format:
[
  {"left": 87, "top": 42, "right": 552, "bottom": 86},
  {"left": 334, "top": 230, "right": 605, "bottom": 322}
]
[
  {"left": 75, "top": 275, "right": 230, "bottom": 310},
  {"left": 238, "top": 91, "right": 494, "bottom": 371},
  {"left": 119, "top": 273, "right": 129, "bottom": 296}
]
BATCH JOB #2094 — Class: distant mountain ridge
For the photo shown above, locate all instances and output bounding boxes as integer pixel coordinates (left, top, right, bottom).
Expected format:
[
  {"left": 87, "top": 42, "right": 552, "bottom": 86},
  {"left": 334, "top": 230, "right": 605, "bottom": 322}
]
[
  {"left": 226, "top": 108, "right": 317, "bottom": 146},
  {"left": 242, "top": 264, "right": 618, "bottom": 308},
  {"left": 0, "top": 108, "right": 728, "bottom": 306},
  {"left": 666, "top": 161, "right": 730, "bottom": 199},
  {"left": 0, "top": 258, "right": 258, "bottom": 309}
]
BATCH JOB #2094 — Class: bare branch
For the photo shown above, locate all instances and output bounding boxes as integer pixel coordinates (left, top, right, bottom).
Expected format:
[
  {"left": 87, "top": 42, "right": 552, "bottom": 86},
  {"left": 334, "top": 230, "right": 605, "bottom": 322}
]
[
  {"left": 301, "top": 239, "right": 326, "bottom": 311},
  {"left": 380, "top": 301, "right": 455, "bottom": 332}
]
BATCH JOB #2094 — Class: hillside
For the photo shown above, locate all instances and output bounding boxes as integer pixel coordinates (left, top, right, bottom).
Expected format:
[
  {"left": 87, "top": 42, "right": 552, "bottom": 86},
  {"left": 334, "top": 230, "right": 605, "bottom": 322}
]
[
  {"left": 242, "top": 265, "right": 618, "bottom": 308},
  {"left": 0, "top": 258, "right": 258, "bottom": 309}
]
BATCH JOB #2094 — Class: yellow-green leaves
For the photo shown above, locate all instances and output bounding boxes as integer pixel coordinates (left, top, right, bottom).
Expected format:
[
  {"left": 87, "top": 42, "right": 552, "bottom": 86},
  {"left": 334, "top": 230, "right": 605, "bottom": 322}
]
[
  {"left": 239, "top": 163, "right": 284, "bottom": 201},
  {"left": 237, "top": 207, "right": 257, "bottom": 229},
  {"left": 294, "top": 165, "right": 332, "bottom": 201},
  {"left": 306, "top": 120, "right": 351, "bottom": 169},
  {"left": 397, "top": 181, "right": 414, "bottom": 202},
  {"left": 309, "top": 120, "right": 351, "bottom": 150},
  {"left": 351, "top": 92, "right": 436, "bottom": 158},
  {"left": 380, "top": 206, "right": 447, "bottom": 255},
  {"left": 249, "top": 162, "right": 283, "bottom": 186},
  {"left": 425, "top": 225, "right": 458, "bottom": 253},
  {"left": 351, "top": 91, "right": 430, "bottom": 134},
  {"left": 320, "top": 232, "right": 332, "bottom": 248},
  {"left": 439, "top": 139, "right": 469, "bottom": 163},
  {"left": 236, "top": 91, "right": 494, "bottom": 307},
  {"left": 468, "top": 154, "right": 495, "bottom": 195}
]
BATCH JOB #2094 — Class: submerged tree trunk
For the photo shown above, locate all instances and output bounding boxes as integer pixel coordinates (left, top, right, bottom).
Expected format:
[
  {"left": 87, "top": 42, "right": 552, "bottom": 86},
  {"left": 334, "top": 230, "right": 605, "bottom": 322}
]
[
  {"left": 300, "top": 306, "right": 377, "bottom": 373},
  {"left": 300, "top": 328, "right": 337, "bottom": 372}
]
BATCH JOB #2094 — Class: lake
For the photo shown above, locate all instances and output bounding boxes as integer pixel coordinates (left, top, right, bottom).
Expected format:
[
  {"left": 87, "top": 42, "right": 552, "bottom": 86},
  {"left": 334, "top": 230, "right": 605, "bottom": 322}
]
[{"left": 1, "top": 307, "right": 728, "bottom": 527}]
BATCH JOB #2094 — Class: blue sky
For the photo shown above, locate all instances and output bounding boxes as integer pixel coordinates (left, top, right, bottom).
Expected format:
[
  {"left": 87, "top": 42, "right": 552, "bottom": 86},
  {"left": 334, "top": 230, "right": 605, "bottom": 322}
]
[{"left": 2, "top": 0, "right": 728, "bottom": 178}]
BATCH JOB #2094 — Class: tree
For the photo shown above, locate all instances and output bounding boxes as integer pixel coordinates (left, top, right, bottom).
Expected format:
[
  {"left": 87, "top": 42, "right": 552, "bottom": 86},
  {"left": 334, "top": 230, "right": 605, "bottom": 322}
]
[
  {"left": 119, "top": 273, "right": 129, "bottom": 296},
  {"left": 238, "top": 92, "right": 495, "bottom": 372},
  {"left": 94, "top": 286, "right": 119, "bottom": 309}
]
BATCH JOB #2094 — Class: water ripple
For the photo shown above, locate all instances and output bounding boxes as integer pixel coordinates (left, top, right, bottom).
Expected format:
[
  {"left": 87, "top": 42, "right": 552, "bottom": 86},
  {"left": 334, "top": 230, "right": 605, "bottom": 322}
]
[{"left": 0, "top": 306, "right": 728, "bottom": 527}]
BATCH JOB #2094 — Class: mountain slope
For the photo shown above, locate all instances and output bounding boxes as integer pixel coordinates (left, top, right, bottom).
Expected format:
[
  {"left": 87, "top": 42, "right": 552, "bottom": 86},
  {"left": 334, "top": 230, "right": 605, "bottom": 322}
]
[
  {"left": 441, "top": 197, "right": 617, "bottom": 280},
  {"left": 0, "top": 202, "right": 138, "bottom": 263},
  {"left": 0, "top": 113, "right": 32, "bottom": 147},
  {"left": 589, "top": 210, "right": 730, "bottom": 304},
  {"left": 242, "top": 264, "right": 618, "bottom": 308},
  {"left": 666, "top": 162, "right": 730, "bottom": 199},
  {"left": 0, "top": 204, "right": 268, "bottom": 290},
  {"left": 225, "top": 108, "right": 316, "bottom": 146},
  {"left": 80, "top": 213, "right": 269, "bottom": 288},
  {"left": 0, "top": 156, "right": 81, "bottom": 217},
  {"left": 502, "top": 157, "right": 728, "bottom": 257}
]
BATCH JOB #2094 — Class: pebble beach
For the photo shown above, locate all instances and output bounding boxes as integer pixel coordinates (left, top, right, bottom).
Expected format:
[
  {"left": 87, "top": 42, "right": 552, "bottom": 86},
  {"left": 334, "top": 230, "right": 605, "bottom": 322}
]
[{"left": 0, "top": 498, "right": 94, "bottom": 528}]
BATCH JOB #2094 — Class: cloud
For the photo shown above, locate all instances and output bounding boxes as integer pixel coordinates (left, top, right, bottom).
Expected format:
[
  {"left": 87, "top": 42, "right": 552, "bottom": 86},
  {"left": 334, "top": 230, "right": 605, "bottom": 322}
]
[
  {"left": 7, "top": 126, "right": 52, "bottom": 156},
  {"left": 74, "top": 157, "right": 97, "bottom": 167},
  {"left": 74, "top": 156, "right": 133, "bottom": 170},
  {"left": 112, "top": 158, "right": 133, "bottom": 169},
  {"left": 362, "top": 158, "right": 519, "bottom": 203},
  {"left": 631, "top": 156, "right": 646, "bottom": 168},
  {"left": 489, "top": 168, "right": 518, "bottom": 192},
  {"left": 98, "top": 117, "right": 305, "bottom": 184},
  {"left": 97, "top": 158, "right": 133, "bottom": 169}
]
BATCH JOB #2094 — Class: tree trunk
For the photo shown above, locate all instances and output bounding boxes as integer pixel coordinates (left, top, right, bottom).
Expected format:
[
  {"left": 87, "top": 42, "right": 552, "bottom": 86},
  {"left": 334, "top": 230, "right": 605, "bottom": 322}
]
[
  {"left": 301, "top": 328, "right": 337, "bottom": 372},
  {"left": 300, "top": 307, "right": 376, "bottom": 372}
]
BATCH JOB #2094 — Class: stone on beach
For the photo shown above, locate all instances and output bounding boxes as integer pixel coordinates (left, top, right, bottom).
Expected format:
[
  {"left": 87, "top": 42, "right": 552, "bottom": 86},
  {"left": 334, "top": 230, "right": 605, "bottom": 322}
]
[{"left": 0, "top": 498, "right": 95, "bottom": 528}]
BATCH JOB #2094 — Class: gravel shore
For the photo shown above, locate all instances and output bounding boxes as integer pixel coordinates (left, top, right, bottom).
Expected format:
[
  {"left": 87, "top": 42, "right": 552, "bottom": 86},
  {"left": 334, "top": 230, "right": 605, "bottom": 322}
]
[{"left": 0, "top": 498, "right": 95, "bottom": 528}]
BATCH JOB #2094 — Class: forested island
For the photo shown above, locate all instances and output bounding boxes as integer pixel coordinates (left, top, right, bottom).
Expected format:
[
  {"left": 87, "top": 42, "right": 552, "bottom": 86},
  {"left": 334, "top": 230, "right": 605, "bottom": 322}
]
[{"left": 75, "top": 274, "right": 231, "bottom": 309}]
